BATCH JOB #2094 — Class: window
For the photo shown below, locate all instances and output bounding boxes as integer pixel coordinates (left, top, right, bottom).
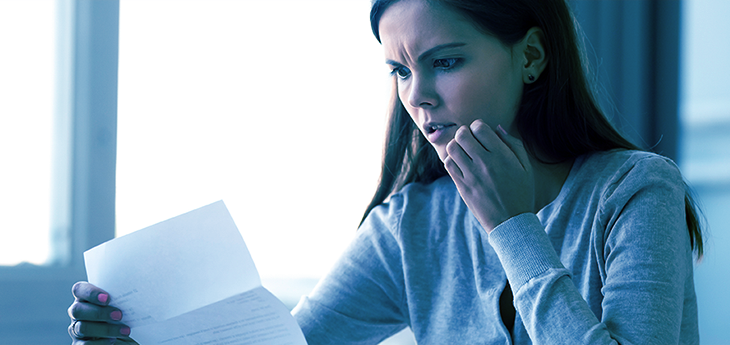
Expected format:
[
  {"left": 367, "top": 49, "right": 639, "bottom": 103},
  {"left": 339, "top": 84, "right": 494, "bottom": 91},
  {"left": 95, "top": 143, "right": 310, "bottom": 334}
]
[
  {"left": 7, "top": 1, "right": 721, "bottom": 344},
  {"left": 679, "top": 0, "right": 730, "bottom": 342},
  {"left": 0, "top": 0, "right": 55, "bottom": 266},
  {"left": 0, "top": 1, "right": 119, "bottom": 343},
  {"left": 116, "top": 2, "right": 416, "bottom": 343},
  {"left": 116, "top": 0, "right": 387, "bottom": 297}
]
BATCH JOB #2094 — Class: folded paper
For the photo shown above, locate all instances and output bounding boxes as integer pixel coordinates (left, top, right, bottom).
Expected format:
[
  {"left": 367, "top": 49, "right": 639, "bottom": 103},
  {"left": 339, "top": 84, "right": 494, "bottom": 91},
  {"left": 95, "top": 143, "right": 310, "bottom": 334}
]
[{"left": 84, "top": 200, "right": 307, "bottom": 345}]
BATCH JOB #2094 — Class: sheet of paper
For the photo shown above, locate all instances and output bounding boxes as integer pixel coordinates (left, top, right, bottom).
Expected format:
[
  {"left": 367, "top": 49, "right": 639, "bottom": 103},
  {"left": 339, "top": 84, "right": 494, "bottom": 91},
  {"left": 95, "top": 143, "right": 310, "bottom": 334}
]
[
  {"left": 132, "top": 287, "right": 305, "bottom": 345},
  {"left": 84, "top": 200, "right": 307, "bottom": 345}
]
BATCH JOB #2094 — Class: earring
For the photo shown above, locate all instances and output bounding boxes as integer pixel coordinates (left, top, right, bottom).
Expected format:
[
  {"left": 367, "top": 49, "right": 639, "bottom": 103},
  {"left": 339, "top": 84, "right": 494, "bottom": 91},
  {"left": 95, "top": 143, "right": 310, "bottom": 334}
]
[{"left": 528, "top": 74, "right": 536, "bottom": 82}]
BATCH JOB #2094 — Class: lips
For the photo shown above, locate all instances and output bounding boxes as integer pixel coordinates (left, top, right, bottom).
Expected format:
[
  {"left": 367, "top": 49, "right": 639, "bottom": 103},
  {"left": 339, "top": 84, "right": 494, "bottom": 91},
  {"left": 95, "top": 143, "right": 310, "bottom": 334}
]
[
  {"left": 424, "top": 122, "right": 457, "bottom": 143},
  {"left": 425, "top": 123, "right": 456, "bottom": 134}
]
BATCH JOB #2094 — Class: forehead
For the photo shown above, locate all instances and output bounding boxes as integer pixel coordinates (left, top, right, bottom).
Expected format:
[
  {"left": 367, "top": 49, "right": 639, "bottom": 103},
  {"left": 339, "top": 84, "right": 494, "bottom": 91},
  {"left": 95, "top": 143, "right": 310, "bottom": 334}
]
[{"left": 378, "top": 0, "right": 486, "bottom": 60}]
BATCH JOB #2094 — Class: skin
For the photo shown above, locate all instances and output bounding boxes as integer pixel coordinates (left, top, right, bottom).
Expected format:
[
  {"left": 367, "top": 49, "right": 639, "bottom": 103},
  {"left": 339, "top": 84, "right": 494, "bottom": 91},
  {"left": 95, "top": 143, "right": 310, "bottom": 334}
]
[
  {"left": 68, "top": 282, "right": 137, "bottom": 344},
  {"left": 379, "top": 0, "right": 573, "bottom": 232}
]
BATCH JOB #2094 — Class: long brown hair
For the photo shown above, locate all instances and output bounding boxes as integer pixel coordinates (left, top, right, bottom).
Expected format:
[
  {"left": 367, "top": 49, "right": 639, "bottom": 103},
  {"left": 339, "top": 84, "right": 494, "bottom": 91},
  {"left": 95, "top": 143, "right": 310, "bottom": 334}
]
[{"left": 364, "top": 0, "right": 703, "bottom": 258}]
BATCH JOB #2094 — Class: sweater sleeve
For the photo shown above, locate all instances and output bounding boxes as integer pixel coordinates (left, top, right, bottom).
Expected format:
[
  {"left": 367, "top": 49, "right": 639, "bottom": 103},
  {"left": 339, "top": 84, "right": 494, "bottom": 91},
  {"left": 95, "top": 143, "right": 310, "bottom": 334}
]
[
  {"left": 292, "top": 198, "right": 408, "bottom": 345},
  {"left": 488, "top": 156, "right": 694, "bottom": 345}
]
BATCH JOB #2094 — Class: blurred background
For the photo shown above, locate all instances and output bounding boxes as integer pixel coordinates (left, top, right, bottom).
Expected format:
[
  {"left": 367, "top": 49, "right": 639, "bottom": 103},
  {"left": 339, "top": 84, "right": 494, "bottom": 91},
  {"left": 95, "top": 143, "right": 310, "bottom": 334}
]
[{"left": 0, "top": 0, "right": 727, "bottom": 344}]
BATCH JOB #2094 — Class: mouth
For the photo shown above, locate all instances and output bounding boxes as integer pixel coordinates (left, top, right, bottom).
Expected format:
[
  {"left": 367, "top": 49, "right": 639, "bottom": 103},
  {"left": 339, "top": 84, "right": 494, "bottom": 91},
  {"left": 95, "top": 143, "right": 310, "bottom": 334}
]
[
  {"left": 425, "top": 123, "right": 457, "bottom": 134},
  {"left": 423, "top": 122, "right": 458, "bottom": 145}
]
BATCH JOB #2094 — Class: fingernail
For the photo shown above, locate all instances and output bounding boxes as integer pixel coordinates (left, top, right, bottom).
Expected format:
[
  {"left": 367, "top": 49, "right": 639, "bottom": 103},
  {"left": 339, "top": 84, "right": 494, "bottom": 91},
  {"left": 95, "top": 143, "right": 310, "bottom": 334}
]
[
  {"left": 120, "top": 326, "right": 131, "bottom": 336},
  {"left": 98, "top": 293, "right": 109, "bottom": 304},
  {"left": 110, "top": 310, "right": 122, "bottom": 321},
  {"left": 498, "top": 125, "right": 507, "bottom": 135}
]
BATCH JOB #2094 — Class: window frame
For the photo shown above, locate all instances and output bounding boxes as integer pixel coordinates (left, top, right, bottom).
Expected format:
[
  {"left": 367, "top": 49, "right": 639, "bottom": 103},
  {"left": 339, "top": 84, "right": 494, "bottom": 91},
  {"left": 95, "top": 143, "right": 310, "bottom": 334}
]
[
  {"left": 0, "top": 0, "right": 692, "bottom": 343},
  {"left": 0, "top": 1, "right": 118, "bottom": 343}
]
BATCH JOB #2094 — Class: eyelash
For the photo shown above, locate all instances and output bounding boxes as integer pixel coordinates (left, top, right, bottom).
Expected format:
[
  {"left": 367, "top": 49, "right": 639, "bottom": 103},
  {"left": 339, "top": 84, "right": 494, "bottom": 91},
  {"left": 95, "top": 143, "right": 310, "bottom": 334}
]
[
  {"left": 390, "top": 66, "right": 411, "bottom": 79},
  {"left": 434, "top": 58, "right": 461, "bottom": 70},
  {"left": 389, "top": 58, "right": 462, "bottom": 80}
]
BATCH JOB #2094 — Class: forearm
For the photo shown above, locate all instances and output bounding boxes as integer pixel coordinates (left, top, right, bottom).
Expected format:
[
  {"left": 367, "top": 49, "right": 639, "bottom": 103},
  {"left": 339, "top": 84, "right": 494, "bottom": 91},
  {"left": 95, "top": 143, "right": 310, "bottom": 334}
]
[{"left": 489, "top": 213, "right": 683, "bottom": 345}]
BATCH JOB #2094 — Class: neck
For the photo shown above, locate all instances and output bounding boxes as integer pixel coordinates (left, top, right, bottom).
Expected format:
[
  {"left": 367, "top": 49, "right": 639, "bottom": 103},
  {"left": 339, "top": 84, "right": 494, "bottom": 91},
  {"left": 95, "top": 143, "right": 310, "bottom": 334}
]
[{"left": 529, "top": 155, "right": 574, "bottom": 212}]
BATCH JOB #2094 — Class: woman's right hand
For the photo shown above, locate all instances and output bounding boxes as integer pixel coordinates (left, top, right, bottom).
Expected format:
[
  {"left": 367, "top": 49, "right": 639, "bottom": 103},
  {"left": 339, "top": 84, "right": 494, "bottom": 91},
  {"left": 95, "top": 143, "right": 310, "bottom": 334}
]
[{"left": 68, "top": 281, "right": 138, "bottom": 344}]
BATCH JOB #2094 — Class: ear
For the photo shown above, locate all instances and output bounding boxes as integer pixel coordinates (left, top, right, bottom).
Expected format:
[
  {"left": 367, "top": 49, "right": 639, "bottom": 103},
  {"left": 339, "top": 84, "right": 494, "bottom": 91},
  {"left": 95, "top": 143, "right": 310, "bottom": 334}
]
[{"left": 518, "top": 27, "right": 548, "bottom": 84}]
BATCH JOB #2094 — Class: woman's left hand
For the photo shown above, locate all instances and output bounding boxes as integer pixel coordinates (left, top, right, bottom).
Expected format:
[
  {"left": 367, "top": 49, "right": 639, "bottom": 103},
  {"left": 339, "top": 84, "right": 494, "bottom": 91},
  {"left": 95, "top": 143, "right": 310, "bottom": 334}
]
[{"left": 443, "top": 119, "right": 535, "bottom": 232}]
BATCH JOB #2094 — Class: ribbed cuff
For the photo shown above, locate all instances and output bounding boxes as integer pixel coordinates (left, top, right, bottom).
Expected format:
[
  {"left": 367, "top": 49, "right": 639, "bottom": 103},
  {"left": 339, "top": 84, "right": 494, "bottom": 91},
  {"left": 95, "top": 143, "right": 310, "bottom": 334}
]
[{"left": 488, "top": 213, "right": 565, "bottom": 291}]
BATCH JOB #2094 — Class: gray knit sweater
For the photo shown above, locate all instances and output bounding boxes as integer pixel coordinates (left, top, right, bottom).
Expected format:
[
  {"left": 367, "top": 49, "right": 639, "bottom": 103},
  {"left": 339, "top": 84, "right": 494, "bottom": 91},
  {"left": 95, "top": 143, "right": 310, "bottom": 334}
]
[{"left": 293, "top": 149, "right": 699, "bottom": 344}]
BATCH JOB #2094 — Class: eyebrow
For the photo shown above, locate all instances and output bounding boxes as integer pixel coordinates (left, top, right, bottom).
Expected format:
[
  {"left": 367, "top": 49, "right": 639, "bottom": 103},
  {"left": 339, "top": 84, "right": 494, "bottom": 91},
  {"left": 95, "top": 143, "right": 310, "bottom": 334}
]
[{"left": 386, "top": 42, "right": 467, "bottom": 66}]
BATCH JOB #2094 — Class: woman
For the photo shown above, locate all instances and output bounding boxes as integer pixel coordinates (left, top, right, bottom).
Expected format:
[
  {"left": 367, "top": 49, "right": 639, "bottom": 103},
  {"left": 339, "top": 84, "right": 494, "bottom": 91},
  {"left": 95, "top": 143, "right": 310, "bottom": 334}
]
[{"left": 69, "top": 0, "right": 702, "bottom": 343}]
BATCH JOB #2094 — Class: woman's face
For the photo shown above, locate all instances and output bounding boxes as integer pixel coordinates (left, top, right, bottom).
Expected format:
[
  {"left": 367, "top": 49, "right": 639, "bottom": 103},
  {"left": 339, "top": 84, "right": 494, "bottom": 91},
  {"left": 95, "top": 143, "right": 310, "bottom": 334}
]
[{"left": 379, "top": 0, "right": 526, "bottom": 161}]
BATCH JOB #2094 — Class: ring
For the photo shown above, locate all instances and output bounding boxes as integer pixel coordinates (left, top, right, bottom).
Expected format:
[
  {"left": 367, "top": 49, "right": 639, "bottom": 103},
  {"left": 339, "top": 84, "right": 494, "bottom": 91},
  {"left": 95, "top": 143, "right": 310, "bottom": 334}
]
[{"left": 70, "top": 320, "right": 82, "bottom": 339}]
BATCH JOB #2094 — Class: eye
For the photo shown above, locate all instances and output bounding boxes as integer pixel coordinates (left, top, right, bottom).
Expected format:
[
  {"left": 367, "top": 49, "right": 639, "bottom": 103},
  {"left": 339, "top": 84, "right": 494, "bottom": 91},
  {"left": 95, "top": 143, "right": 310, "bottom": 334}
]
[
  {"left": 390, "top": 66, "right": 411, "bottom": 80},
  {"left": 433, "top": 58, "right": 460, "bottom": 70}
]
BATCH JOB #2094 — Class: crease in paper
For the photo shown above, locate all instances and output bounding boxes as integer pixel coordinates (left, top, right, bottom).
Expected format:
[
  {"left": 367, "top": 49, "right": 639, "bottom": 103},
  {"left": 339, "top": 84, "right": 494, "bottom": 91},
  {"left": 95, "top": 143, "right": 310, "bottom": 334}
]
[{"left": 84, "top": 200, "right": 262, "bottom": 325}]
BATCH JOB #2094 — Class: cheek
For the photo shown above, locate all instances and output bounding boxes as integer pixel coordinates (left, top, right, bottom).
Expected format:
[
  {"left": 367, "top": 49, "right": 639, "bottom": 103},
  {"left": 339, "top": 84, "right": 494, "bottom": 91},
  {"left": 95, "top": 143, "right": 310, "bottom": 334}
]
[
  {"left": 397, "top": 86, "right": 408, "bottom": 111},
  {"left": 397, "top": 84, "right": 419, "bottom": 120},
  {"left": 441, "top": 77, "right": 494, "bottom": 118},
  {"left": 451, "top": 70, "right": 521, "bottom": 125}
]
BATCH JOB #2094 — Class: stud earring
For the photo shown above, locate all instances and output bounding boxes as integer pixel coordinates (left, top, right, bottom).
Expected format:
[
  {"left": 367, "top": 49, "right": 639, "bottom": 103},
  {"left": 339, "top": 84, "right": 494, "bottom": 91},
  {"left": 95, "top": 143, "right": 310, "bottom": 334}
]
[{"left": 528, "top": 74, "right": 536, "bottom": 82}]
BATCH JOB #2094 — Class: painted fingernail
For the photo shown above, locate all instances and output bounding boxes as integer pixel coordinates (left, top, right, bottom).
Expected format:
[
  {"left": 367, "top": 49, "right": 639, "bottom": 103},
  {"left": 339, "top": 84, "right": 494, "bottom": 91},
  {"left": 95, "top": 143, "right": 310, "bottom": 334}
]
[
  {"left": 110, "top": 310, "right": 122, "bottom": 321},
  {"left": 98, "top": 293, "right": 109, "bottom": 304},
  {"left": 120, "top": 326, "right": 131, "bottom": 336}
]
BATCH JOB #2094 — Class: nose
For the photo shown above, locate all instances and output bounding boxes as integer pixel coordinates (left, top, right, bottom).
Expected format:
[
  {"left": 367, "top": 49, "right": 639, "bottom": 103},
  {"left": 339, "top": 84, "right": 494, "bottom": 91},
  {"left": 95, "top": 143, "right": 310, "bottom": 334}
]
[{"left": 406, "top": 75, "right": 438, "bottom": 108}]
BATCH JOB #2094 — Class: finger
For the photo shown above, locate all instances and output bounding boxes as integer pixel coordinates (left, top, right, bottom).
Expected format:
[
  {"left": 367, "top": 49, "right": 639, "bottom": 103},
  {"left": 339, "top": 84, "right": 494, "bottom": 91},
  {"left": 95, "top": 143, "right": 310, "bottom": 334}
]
[
  {"left": 72, "top": 281, "right": 111, "bottom": 306},
  {"left": 71, "top": 334, "right": 121, "bottom": 345},
  {"left": 496, "top": 125, "right": 530, "bottom": 170},
  {"left": 72, "top": 338, "right": 119, "bottom": 345},
  {"left": 69, "top": 300, "right": 124, "bottom": 322},
  {"left": 70, "top": 320, "right": 131, "bottom": 340},
  {"left": 467, "top": 120, "right": 504, "bottom": 153},
  {"left": 452, "top": 125, "right": 480, "bottom": 160},
  {"left": 446, "top": 138, "right": 472, "bottom": 168},
  {"left": 443, "top": 155, "right": 463, "bottom": 179},
  {"left": 75, "top": 337, "right": 138, "bottom": 345}
]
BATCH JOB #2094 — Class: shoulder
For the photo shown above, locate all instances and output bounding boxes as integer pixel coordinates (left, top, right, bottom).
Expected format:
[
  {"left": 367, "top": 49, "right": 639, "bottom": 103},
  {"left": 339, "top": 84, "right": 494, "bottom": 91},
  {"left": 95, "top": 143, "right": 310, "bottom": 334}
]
[
  {"left": 391, "top": 175, "right": 459, "bottom": 207},
  {"left": 363, "top": 176, "right": 464, "bottom": 236},
  {"left": 582, "top": 149, "right": 680, "bottom": 178},
  {"left": 391, "top": 176, "right": 465, "bottom": 220},
  {"left": 573, "top": 149, "right": 687, "bottom": 225},
  {"left": 578, "top": 149, "right": 684, "bottom": 196}
]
